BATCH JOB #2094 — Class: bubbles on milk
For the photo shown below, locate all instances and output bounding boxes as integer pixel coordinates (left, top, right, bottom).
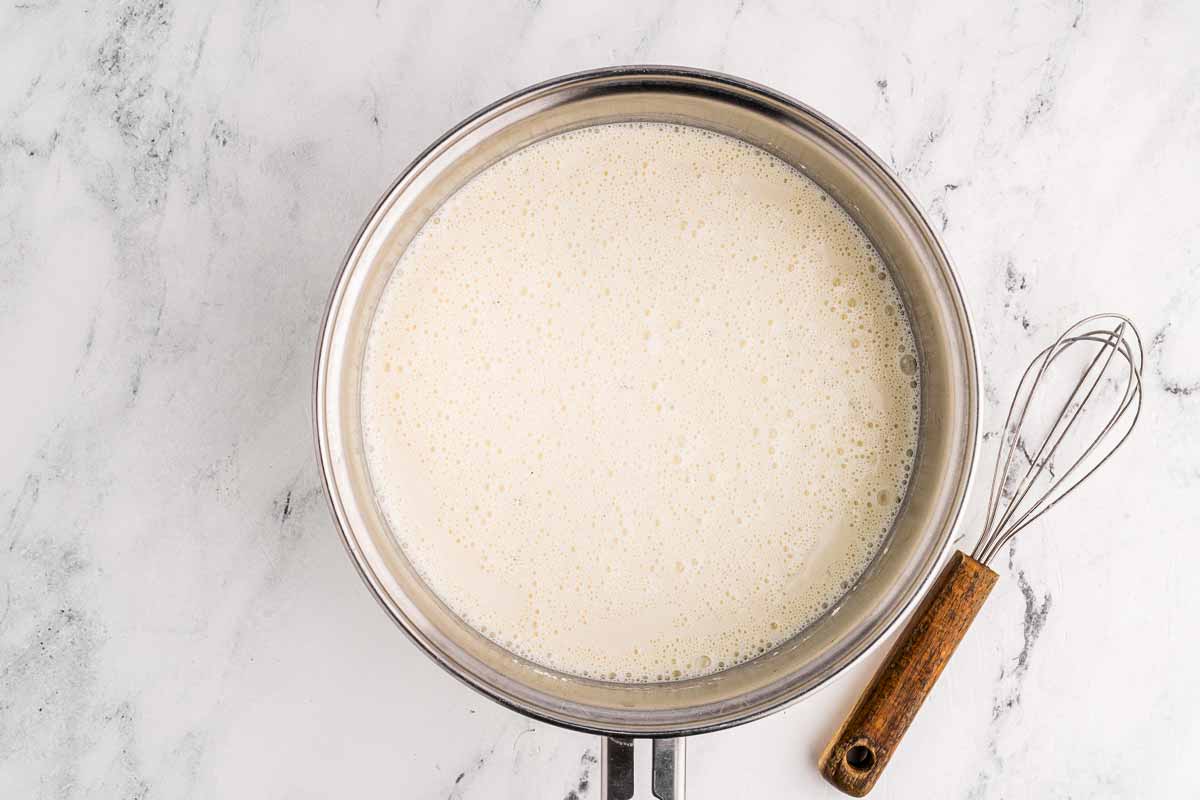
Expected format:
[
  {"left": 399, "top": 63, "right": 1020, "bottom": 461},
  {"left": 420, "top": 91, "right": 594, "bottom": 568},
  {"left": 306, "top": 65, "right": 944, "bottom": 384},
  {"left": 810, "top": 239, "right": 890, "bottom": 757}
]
[{"left": 361, "top": 122, "right": 920, "bottom": 683}]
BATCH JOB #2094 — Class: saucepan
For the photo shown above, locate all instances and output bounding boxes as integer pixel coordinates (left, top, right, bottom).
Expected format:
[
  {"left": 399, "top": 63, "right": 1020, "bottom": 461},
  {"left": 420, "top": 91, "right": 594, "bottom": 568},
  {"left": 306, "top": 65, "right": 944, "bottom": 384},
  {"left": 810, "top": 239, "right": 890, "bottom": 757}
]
[{"left": 313, "top": 66, "right": 978, "bottom": 797}]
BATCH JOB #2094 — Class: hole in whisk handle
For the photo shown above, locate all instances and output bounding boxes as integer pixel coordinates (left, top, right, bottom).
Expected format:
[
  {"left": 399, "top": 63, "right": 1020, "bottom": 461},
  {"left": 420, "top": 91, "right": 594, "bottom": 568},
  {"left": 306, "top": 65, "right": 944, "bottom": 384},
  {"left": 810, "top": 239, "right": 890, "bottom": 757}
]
[{"left": 845, "top": 744, "right": 876, "bottom": 772}]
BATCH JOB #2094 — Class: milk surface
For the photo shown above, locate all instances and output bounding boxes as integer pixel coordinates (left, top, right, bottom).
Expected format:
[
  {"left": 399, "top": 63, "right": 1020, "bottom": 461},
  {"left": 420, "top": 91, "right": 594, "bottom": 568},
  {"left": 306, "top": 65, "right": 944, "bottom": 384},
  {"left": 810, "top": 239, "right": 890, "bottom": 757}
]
[{"left": 361, "top": 123, "right": 919, "bottom": 682}]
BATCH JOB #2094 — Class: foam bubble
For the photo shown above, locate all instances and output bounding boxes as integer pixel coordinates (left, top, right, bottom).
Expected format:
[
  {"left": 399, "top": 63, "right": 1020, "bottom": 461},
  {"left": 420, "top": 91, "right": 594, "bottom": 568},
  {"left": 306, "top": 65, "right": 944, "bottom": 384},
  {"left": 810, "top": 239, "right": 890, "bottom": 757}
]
[{"left": 361, "top": 122, "right": 920, "bottom": 682}]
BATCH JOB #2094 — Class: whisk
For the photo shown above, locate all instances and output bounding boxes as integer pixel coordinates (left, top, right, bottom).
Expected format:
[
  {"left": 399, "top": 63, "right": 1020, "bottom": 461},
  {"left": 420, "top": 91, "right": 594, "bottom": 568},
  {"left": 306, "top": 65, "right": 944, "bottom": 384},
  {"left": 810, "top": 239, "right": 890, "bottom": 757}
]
[{"left": 820, "top": 313, "right": 1144, "bottom": 797}]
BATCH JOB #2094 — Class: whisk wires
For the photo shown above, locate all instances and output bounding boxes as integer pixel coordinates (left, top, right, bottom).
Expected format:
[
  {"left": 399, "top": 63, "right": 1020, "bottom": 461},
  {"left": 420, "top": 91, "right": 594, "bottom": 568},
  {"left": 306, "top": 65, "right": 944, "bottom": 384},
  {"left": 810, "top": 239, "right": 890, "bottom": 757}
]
[{"left": 972, "top": 314, "right": 1143, "bottom": 566}]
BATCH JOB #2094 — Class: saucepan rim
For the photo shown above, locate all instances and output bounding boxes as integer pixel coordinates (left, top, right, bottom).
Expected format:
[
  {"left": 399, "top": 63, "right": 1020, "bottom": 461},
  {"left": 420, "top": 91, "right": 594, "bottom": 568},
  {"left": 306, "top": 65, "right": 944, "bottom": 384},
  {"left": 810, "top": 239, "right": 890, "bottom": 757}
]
[{"left": 313, "top": 64, "right": 979, "bottom": 737}]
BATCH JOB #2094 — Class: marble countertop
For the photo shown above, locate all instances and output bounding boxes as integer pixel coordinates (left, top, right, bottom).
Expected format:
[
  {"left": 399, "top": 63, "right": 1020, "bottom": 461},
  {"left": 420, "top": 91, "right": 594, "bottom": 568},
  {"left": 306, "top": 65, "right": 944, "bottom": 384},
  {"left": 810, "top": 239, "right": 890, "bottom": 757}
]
[{"left": 2, "top": 1, "right": 1197, "bottom": 797}]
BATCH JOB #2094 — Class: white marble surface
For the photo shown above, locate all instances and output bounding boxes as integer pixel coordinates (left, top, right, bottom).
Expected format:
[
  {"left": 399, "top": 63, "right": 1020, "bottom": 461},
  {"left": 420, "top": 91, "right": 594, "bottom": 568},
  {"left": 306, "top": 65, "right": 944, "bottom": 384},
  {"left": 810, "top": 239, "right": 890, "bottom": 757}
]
[{"left": 1, "top": 1, "right": 1197, "bottom": 797}]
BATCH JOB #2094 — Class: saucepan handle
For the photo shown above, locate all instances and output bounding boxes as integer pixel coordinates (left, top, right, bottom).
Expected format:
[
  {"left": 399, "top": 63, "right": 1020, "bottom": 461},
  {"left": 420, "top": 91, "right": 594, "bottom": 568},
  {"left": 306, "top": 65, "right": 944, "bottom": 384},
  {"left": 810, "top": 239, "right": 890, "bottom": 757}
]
[{"left": 602, "top": 736, "right": 685, "bottom": 800}]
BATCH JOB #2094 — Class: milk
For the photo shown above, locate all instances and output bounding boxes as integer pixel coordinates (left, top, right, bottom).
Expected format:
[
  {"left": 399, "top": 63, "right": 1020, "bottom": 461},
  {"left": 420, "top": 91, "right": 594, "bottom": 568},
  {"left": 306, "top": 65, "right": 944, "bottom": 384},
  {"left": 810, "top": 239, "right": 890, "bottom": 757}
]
[{"left": 361, "top": 123, "right": 919, "bottom": 682}]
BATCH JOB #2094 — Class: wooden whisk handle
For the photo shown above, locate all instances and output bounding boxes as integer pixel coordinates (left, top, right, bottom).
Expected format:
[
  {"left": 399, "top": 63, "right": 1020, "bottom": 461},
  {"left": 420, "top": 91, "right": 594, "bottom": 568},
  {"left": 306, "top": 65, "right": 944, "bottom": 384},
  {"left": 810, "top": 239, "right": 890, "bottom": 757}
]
[{"left": 819, "top": 550, "right": 999, "bottom": 796}]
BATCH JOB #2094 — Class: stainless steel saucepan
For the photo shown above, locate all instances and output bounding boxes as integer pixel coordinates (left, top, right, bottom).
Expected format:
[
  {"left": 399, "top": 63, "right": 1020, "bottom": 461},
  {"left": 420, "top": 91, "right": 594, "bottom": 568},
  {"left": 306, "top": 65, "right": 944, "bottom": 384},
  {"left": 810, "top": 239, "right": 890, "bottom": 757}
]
[{"left": 314, "top": 66, "right": 978, "bottom": 798}]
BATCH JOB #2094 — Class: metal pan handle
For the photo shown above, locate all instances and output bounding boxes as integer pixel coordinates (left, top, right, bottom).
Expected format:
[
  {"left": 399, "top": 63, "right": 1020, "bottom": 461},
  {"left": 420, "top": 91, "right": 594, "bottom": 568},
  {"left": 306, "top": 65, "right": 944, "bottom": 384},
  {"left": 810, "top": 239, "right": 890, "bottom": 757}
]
[{"left": 602, "top": 736, "right": 685, "bottom": 800}]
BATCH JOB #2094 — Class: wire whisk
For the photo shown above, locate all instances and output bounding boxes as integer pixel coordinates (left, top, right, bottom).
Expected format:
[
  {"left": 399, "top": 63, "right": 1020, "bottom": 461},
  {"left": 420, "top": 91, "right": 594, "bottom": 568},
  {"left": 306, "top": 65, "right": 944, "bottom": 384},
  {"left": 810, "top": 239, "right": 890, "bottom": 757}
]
[
  {"left": 971, "top": 313, "right": 1144, "bottom": 566},
  {"left": 823, "top": 313, "right": 1144, "bottom": 797}
]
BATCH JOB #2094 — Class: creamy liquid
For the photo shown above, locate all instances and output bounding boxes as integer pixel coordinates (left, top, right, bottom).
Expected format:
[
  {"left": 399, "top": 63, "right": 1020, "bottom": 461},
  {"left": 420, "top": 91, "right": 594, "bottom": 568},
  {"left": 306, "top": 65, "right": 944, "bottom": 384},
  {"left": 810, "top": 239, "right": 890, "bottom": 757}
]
[{"left": 361, "top": 123, "right": 919, "bottom": 682}]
